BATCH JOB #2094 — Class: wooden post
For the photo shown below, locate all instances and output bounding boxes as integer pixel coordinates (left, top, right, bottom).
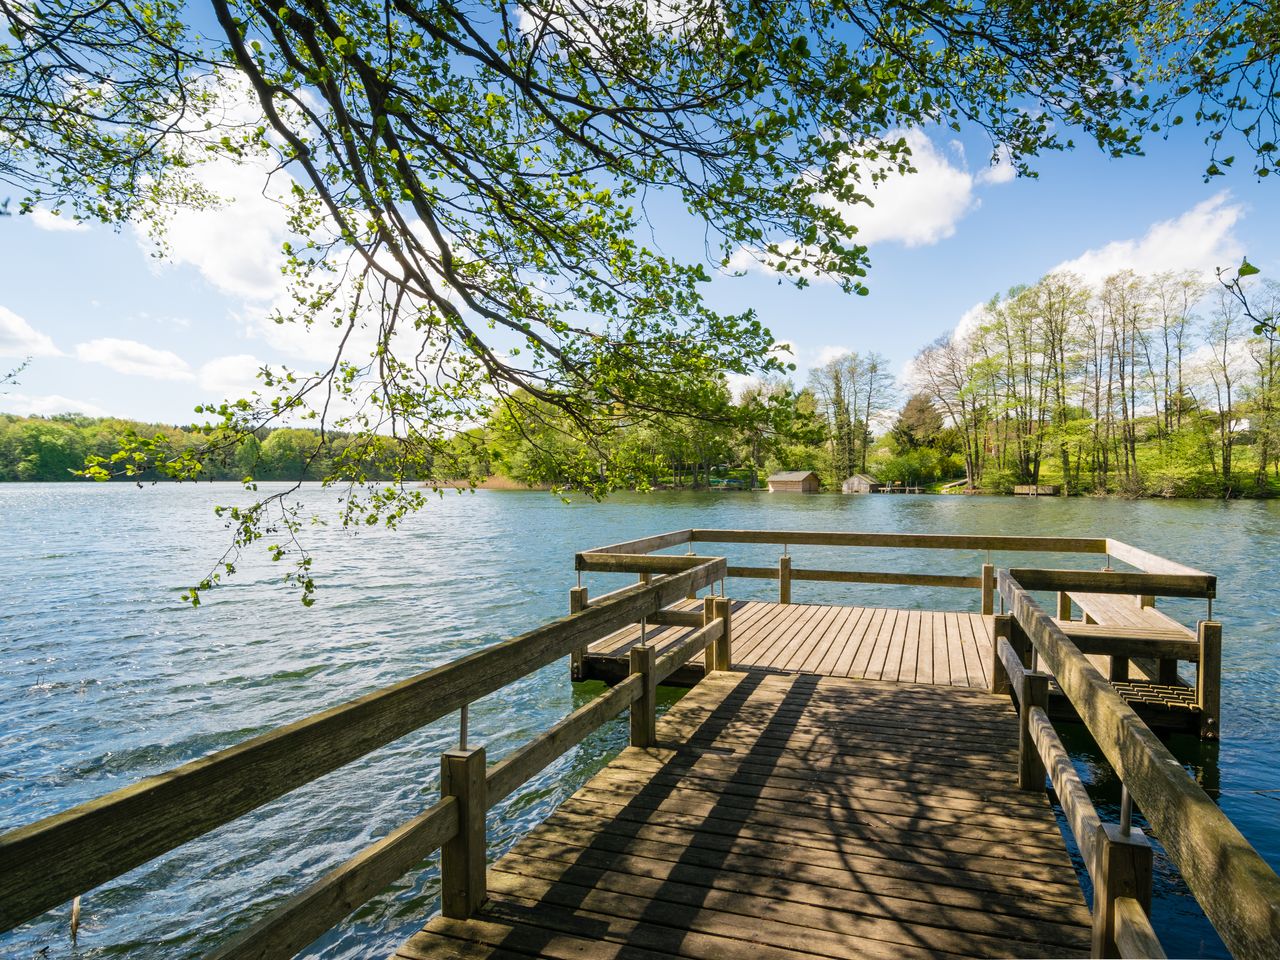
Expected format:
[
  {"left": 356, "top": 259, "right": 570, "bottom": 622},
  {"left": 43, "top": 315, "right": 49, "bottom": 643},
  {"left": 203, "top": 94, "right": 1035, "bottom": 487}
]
[
  {"left": 629, "top": 644, "right": 656, "bottom": 748},
  {"left": 703, "top": 595, "right": 717, "bottom": 675},
  {"left": 1018, "top": 672, "right": 1050, "bottom": 790},
  {"left": 980, "top": 563, "right": 995, "bottom": 616},
  {"left": 713, "top": 597, "right": 732, "bottom": 672},
  {"left": 1091, "top": 822, "right": 1154, "bottom": 958},
  {"left": 569, "top": 586, "right": 588, "bottom": 681},
  {"left": 1110, "top": 655, "right": 1130, "bottom": 683},
  {"left": 778, "top": 555, "right": 792, "bottom": 605},
  {"left": 1197, "top": 620, "right": 1221, "bottom": 739},
  {"left": 440, "top": 747, "right": 487, "bottom": 919},
  {"left": 990, "top": 614, "right": 1012, "bottom": 696},
  {"left": 1057, "top": 592, "right": 1072, "bottom": 621},
  {"left": 1139, "top": 595, "right": 1155, "bottom": 609}
]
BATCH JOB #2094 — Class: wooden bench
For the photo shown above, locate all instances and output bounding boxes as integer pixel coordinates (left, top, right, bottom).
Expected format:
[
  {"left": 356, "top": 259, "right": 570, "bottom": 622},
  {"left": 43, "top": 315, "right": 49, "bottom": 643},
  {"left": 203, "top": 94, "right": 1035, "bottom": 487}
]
[{"left": 1058, "top": 591, "right": 1221, "bottom": 737}]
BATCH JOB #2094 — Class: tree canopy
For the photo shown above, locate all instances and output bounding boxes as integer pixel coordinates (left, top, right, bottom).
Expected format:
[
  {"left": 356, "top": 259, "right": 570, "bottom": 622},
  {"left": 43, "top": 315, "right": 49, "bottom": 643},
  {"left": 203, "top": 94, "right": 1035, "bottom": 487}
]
[{"left": 2, "top": 0, "right": 1275, "bottom": 600}]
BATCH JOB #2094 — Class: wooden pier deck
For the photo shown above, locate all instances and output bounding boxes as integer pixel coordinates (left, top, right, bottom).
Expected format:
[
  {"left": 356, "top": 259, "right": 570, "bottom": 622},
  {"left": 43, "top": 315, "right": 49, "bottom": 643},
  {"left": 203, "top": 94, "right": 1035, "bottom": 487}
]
[
  {"left": 7, "top": 528, "right": 1275, "bottom": 960},
  {"left": 400, "top": 672, "right": 1093, "bottom": 960}
]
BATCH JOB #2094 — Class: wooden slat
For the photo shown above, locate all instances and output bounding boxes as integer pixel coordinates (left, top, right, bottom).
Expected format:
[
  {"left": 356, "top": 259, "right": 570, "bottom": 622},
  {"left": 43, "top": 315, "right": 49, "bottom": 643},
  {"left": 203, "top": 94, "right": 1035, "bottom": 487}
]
[
  {"left": 654, "top": 620, "right": 722, "bottom": 684},
  {"left": 582, "top": 529, "right": 693, "bottom": 555},
  {"left": 576, "top": 553, "right": 708, "bottom": 574},
  {"left": 1106, "top": 539, "right": 1208, "bottom": 579},
  {"left": 1113, "top": 896, "right": 1167, "bottom": 959},
  {"left": 1054, "top": 624, "right": 1200, "bottom": 661},
  {"left": 0, "top": 559, "right": 725, "bottom": 932},
  {"left": 789, "top": 568, "right": 982, "bottom": 589},
  {"left": 1027, "top": 705, "right": 1101, "bottom": 880},
  {"left": 692, "top": 529, "right": 1108, "bottom": 554},
  {"left": 1009, "top": 568, "right": 1215, "bottom": 600}
]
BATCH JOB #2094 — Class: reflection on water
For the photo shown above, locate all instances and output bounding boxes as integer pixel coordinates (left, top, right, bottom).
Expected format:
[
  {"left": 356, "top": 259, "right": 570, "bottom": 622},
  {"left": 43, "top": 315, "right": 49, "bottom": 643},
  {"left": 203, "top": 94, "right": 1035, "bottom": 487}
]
[{"left": 1, "top": 484, "right": 1276, "bottom": 958}]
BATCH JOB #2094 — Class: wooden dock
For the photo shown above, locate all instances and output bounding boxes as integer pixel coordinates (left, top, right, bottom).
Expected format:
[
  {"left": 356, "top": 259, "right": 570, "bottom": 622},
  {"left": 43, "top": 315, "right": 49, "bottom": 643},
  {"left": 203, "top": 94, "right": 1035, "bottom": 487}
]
[
  {"left": 3, "top": 528, "right": 1276, "bottom": 960},
  {"left": 401, "top": 672, "right": 1093, "bottom": 960}
]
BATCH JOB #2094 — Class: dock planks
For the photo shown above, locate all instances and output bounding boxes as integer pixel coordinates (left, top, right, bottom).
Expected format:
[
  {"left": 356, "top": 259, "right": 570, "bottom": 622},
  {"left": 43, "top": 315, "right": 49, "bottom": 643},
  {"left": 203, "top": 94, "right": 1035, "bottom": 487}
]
[
  {"left": 583, "top": 600, "right": 995, "bottom": 689},
  {"left": 398, "top": 672, "right": 1091, "bottom": 959}
]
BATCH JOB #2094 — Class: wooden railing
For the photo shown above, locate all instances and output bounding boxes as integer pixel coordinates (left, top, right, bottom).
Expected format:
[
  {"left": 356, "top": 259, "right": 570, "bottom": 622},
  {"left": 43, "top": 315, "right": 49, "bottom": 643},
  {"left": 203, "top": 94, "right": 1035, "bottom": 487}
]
[
  {"left": 0, "top": 558, "right": 732, "bottom": 959},
  {"left": 578, "top": 528, "right": 1214, "bottom": 617},
  {"left": 995, "top": 569, "right": 1280, "bottom": 960}
]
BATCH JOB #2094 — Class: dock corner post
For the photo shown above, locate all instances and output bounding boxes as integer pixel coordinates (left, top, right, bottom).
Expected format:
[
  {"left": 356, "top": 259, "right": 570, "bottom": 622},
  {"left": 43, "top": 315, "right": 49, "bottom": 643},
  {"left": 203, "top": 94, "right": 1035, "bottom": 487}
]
[
  {"left": 713, "top": 596, "right": 732, "bottom": 672},
  {"left": 1197, "top": 620, "right": 1222, "bottom": 739},
  {"left": 569, "top": 586, "right": 589, "bottom": 681},
  {"left": 778, "top": 554, "right": 792, "bottom": 605},
  {"left": 441, "top": 747, "right": 488, "bottom": 920},
  {"left": 1018, "top": 672, "right": 1050, "bottom": 790},
  {"left": 981, "top": 563, "right": 995, "bottom": 616},
  {"left": 990, "top": 614, "right": 1012, "bottom": 696},
  {"left": 1091, "top": 822, "right": 1154, "bottom": 958},
  {"left": 629, "top": 644, "right": 657, "bottom": 748}
]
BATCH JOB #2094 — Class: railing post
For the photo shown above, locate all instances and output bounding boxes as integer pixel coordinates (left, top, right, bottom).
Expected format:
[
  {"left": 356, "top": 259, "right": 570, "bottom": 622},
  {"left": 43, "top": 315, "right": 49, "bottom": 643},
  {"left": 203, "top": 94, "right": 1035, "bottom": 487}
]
[
  {"left": 981, "top": 563, "right": 995, "bottom": 616},
  {"left": 1057, "top": 591, "right": 1072, "bottom": 621},
  {"left": 1018, "top": 672, "right": 1050, "bottom": 790},
  {"left": 778, "top": 554, "right": 792, "bottom": 605},
  {"left": 569, "top": 586, "right": 588, "bottom": 681},
  {"left": 713, "top": 596, "right": 732, "bottom": 671},
  {"left": 1091, "top": 822, "right": 1154, "bottom": 958},
  {"left": 440, "top": 747, "right": 487, "bottom": 920},
  {"left": 703, "top": 595, "right": 717, "bottom": 674},
  {"left": 629, "top": 644, "right": 656, "bottom": 748},
  {"left": 990, "top": 614, "right": 1012, "bottom": 696},
  {"left": 1197, "top": 620, "right": 1221, "bottom": 739}
]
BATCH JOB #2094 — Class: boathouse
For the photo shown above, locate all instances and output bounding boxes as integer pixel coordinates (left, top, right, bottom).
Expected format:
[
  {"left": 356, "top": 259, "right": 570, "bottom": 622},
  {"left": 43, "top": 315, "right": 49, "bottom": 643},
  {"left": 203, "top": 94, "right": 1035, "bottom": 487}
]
[
  {"left": 766, "top": 470, "right": 820, "bottom": 493},
  {"left": 842, "top": 473, "right": 882, "bottom": 494}
]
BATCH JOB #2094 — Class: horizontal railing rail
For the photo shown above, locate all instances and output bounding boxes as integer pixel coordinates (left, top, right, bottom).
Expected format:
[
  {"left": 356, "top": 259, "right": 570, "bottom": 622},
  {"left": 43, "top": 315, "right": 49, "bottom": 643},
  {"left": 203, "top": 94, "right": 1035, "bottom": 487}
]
[
  {"left": 0, "top": 558, "right": 729, "bottom": 953},
  {"left": 997, "top": 570, "right": 1279, "bottom": 960}
]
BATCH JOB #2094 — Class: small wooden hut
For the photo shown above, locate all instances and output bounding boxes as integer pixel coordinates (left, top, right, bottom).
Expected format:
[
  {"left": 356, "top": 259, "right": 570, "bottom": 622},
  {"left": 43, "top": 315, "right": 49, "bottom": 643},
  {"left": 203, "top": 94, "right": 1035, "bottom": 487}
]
[
  {"left": 767, "top": 470, "right": 821, "bottom": 493},
  {"left": 842, "top": 473, "right": 882, "bottom": 494}
]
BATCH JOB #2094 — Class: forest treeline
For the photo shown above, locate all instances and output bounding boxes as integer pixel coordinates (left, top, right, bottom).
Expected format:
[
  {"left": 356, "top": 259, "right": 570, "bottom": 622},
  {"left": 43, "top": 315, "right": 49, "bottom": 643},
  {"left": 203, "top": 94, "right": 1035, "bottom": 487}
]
[{"left": 3, "top": 270, "right": 1277, "bottom": 497}]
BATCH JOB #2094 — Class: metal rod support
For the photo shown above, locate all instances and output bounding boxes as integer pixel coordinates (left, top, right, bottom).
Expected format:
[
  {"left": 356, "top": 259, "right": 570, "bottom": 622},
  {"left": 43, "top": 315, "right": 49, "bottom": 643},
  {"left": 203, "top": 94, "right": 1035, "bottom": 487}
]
[
  {"left": 459, "top": 703, "right": 468, "bottom": 750},
  {"left": 1120, "top": 785, "right": 1132, "bottom": 837}
]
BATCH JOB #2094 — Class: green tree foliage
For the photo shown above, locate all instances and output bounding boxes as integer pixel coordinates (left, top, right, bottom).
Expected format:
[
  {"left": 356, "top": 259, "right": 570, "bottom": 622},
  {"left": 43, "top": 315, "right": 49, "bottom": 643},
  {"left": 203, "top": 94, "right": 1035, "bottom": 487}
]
[
  {"left": 2, "top": 0, "right": 1274, "bottom": 598},
  {"left": 911, "top": 271, "right": 1280, "bottom": 498}
]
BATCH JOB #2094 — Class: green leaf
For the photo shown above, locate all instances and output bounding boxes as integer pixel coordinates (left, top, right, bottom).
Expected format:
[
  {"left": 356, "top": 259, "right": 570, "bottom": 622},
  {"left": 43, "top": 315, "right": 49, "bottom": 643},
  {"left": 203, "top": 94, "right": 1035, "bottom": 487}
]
[{"left": 1238, "top": 258, "right": 1260, "bottom": 278}]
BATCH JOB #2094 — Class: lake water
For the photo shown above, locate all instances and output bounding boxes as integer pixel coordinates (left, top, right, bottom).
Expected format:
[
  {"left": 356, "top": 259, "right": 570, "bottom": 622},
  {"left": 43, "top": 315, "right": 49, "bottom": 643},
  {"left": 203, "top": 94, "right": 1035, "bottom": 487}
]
[{"left": 2, "top": 483, "right": 1277, "bottom": 958}]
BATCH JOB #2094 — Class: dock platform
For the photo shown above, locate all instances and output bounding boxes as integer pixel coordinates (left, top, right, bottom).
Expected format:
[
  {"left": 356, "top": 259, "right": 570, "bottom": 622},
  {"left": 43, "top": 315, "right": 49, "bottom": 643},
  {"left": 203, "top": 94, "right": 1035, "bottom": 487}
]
[
  {"left": 401, "top": 671, "right": 1092, "bottom": 960},
  {"left": 5, "top": 528, "right": 1274, "bottom": 960}
]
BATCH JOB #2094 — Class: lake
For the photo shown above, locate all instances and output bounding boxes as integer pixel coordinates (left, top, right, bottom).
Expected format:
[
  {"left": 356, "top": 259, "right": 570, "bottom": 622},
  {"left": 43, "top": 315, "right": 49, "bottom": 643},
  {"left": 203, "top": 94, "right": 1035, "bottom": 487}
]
[{"left": 2, "top": 483, "right": 1277, "bottom": 958}]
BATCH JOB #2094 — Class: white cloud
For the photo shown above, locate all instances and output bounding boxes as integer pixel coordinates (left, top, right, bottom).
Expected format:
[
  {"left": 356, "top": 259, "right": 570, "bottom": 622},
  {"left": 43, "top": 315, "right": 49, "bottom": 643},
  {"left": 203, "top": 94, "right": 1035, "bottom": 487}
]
[
  {"left": 198, "top": 353, "right": 264, "bottom": 395},
  {"left": 1, "top": 393, "right": 110, "bottom": 417},
  {"left": 1052, "top": 193, "right": 1244, "bottom": 284},
  {"left": 0, "top": 306, "right": 61, "bottom": 358},
  {"left": 75, "top": 338, "right": 195, "bottom": 381},
  {"left": 29, "top": 207, "right": 89, "bottom": 232},
  {"left": 849, "top": 130, "right": 977, "bottom": 248},
  {"left": 813, "top": 344, "right": 853, "bottom": 367}
]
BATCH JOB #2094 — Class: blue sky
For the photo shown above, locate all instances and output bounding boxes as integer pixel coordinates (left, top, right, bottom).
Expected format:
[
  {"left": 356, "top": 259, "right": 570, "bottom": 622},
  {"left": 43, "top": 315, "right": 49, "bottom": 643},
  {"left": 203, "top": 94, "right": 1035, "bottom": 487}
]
[{"left": 1, "top": 117, "right": 1274, "bottom": 424}]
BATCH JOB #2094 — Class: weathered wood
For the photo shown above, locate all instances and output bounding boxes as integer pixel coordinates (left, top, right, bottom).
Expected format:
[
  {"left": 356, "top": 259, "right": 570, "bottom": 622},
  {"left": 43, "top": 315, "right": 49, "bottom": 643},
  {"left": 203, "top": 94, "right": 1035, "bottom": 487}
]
[
  {"left": 999, "top": 635, "right": 1028, "bottom": 698},
  {"left": 654, "top": 621, "right": 722, "bottom": 685},
  {"left": 1053, "top": 625, "right": 1200, "bottom": 661},
  {"left": 206, "top": 797, "right": 458, "bottom": 960},
  {"left": 629, "top": 645, "right": 656, "bottom": 748},
  {"left": 1019, "top": 671, "right": 1051, "bottom": 790},
  {"left": 722, "top": 565, "right": 981, "bottom": 589},
  {"left": 0, "top": 559, "right": 724, "bottom": 933},
  {"left": 1091, "top": 823, "right": 1153, "bottom": 959},
  {"left": 712, "top": 597, "right": 732, "bottom": 671},
  {"left": 1105, "top": 539, "right": 1209, "bottom": 579},
  {"left": 441, "top": 748, "right": 487, "bottom": 920},
  {"left": 1197, "top": 621, "right": 1222, "bottom": 739},
  {"left": 576, "top": 553, "right": 710, "bottom": 574},
  {"left": 1112, "top": 896, "right": 1166, "bottom": 960},
  {"left": 778, "top": 554, "right": 792, "bottom": 604},
  {"left": 692, "top": 529, "right": 1109, "bottom": 554},
  {"left": 487, "top": 676, "right": 642, "bottom": 806},
  {"left": 568, "top": 586, "right": 588, "bottom": 680},
  {"left": 999, "top": 571, "right": 1280, "bottom": 960},
  {"left": 1058, "top": 592, "right": 1073, "bottom": 621},
  {"left": 1008, "top": 568, "right": 1215, "bottom": 600},
  {"left": 990, "top": 615, "right": 1013, "bottom": 695},
  {"left": 582, "top": 529, "right": 693, "bottom": 556},
  {"left": 648, "top": 609, "right": 704, "bottom": 628},
  {"left": 981, "top": 564, "right": 995, "bottom": 615},
  {"left": 1027, "top": 706, "right": 1101, "bottom": 880}
]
